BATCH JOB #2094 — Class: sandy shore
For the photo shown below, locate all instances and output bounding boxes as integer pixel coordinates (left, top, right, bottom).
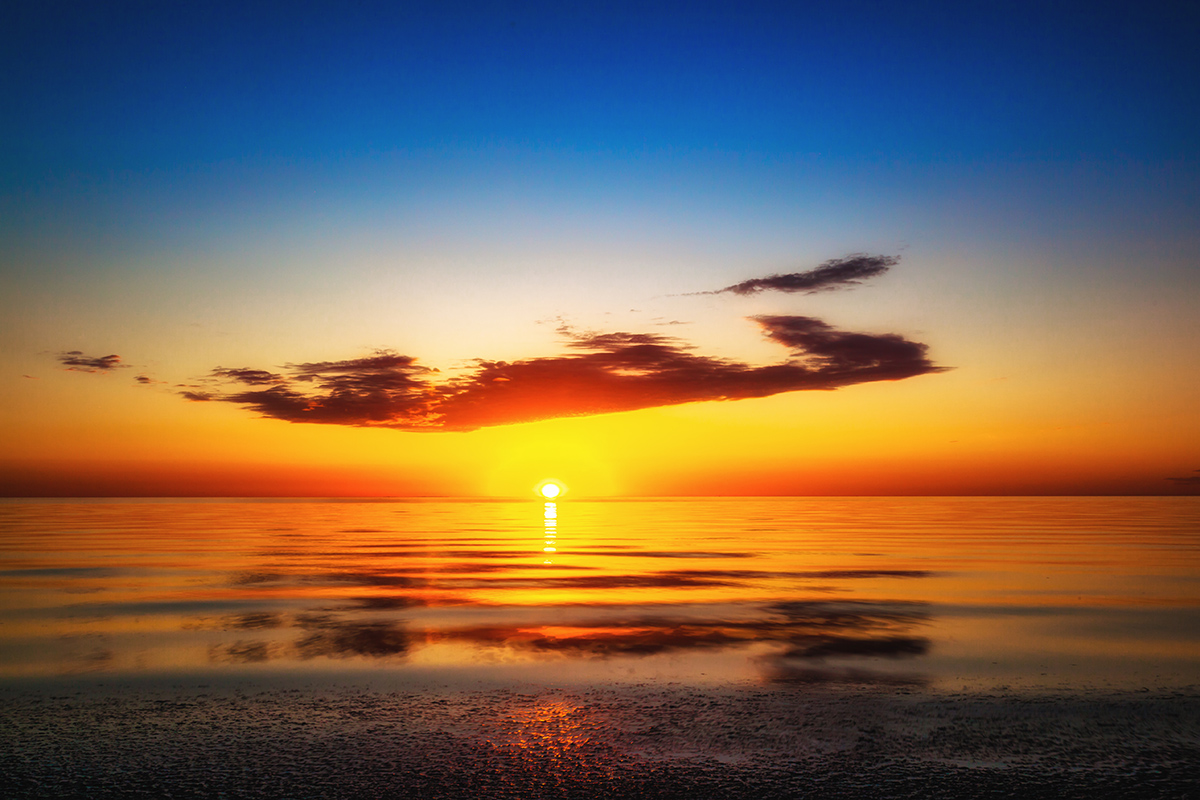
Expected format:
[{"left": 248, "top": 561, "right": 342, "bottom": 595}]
[{"left": 2, "top": 681, "right": 1197, "bottom": 799}]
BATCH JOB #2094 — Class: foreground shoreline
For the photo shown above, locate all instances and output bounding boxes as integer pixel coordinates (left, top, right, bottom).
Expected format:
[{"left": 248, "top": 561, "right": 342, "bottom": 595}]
[{"left": 3, "top": 681, "right": 1196, "bottom": 799}]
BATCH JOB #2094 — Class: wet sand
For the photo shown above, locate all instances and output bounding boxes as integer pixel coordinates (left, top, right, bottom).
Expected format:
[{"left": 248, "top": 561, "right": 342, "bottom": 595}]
[{"left": 2, "top": 681, "right": 1197, "bottom": 799}]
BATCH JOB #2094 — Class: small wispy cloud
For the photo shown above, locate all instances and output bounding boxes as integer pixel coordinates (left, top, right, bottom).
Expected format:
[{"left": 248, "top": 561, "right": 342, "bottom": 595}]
[
  {"left": 701, "top": 254, "right": 899, "bottom": 296},
  {"left": 211, "top": 367, "right": 286, "bottom": 385},
  {"left": 1167, "top": 470, "right": 1200, "bottom": 485},
  {"left": 58, "top": 350, "right": 126, "bottom": 372}
]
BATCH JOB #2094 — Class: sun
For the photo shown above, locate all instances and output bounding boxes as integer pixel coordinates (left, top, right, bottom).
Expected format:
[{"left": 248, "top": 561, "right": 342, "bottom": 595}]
[{"left": 539, "top": 481, "right": 562, "bottom": 499}]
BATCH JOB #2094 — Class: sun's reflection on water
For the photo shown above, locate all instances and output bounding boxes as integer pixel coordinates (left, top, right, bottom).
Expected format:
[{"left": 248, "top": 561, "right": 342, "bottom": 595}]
[{"left": 543, "top": 501, "right": 557, "bottom": 561}]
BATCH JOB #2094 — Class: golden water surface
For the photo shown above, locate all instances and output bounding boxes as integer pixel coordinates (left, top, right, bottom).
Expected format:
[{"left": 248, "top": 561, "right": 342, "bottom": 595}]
[{"left": 1, "top": 497, "right": 1197, "bottom": 690}]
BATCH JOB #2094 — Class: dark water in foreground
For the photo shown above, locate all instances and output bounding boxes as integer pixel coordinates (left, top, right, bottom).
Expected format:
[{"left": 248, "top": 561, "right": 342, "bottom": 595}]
[
  {"left": 1, "top": 497, "right": 1198, "bottom": 691},
  {"left": 2, "top": 497, "right": 1199, "bottom": 798}
]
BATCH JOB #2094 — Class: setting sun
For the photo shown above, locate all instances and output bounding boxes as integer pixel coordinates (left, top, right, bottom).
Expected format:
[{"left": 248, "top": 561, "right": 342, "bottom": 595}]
[{"left": 539, "top": 481, "right": 562, "bottom": 499}]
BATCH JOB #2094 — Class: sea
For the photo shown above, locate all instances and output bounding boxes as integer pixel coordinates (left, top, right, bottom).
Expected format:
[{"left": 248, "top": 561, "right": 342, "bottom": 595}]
[{"left": 2, "top": 496, "right": 1197, "bottom": 692}]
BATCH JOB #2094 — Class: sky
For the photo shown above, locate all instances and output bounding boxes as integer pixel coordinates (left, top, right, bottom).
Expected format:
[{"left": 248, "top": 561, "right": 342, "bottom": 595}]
[{"left": 1, "top": 0, "right": 1198, "bottom": 497}]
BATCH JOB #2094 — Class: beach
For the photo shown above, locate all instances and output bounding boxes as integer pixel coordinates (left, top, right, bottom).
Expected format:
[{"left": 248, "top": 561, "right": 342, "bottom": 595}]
[{"left": 3, "top": 680, "right": 1197, "bottom": 798}]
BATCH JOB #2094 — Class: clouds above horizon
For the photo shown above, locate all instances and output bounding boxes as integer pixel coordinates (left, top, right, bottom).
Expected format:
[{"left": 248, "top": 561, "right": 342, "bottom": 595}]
[
  {"left": 184, "top": 314, "right": 945, "bottom": 432},
  {"left": 54, "top": 256, "right": 945, "bottom": 432}
]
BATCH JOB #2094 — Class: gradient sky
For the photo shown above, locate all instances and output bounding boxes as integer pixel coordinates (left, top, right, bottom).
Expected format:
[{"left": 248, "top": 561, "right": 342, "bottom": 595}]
[{"left": 2, "top": 0, "right": 1198, "bottom": 496}]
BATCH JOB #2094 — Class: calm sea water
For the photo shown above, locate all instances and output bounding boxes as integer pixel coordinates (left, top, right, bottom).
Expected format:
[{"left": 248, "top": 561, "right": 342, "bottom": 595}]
[{"left": 1, "top": 497, "right": 1197, "bottom": 691}]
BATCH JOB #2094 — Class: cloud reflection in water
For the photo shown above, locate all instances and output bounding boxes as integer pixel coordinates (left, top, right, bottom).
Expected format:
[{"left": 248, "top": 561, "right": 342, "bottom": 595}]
[
  {"left": 4, "top": 498, "right": 1194, "bottom": 690},
  {"left": 194, "top": 499, "right": 935, "bottom": 684}
]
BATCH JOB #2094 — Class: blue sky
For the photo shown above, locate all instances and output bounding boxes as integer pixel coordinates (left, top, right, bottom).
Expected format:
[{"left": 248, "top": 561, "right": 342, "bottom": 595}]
[
  {"left": 6, "top": 2, "right": 1196, "bottom": 180},
  {"left": 5, "top": 1, "right": 1197, "bottom": 290}
]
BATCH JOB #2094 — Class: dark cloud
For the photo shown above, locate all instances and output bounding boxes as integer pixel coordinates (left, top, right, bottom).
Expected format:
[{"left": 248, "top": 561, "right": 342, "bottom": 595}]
[
  {"left": 189, "top": 316, "right": 945, "bottom": 432},
  {"left": 288, "top": 352, "right": 434, "bottom": 382},
  {"left": 134, "top": 374, "right": 153, "bottom": 384},
  {"left": 754, "top": 315, "right": 937, "bottom": 382},
  {"left": 212, "top": 367, "right": 285, "bottom": 385},
  {"left": 708, "top": 254, "right": 899, "bottom": 296},
  {"left": 1167, "top": 470, "right": 1200, "bottom": 485},
  {"left": 58, "top": 350, "right": 125, "bottom": 372},
  {"left": 202, "top": 351, "right": 439, "bottom": 427}
]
